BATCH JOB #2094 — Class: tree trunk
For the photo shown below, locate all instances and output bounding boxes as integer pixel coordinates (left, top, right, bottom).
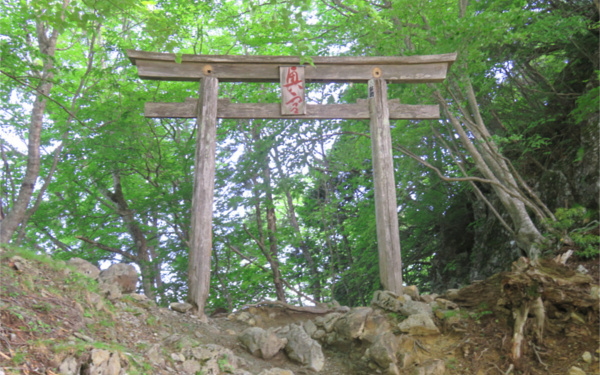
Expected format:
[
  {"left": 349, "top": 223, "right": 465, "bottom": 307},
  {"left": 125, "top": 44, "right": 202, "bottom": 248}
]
[
  {"left": 105, "top": 171, "right": 155, "bottom": 300},
  {"left": 434, "top": 83, "right": 546, "bottom": 259},
  {"left": 0, "top": 6, "right": 68, "bottom": 243},
  {"left": 263, "top": 159, "right": 287, "bottom": 302},
  {"left": 249, "top": 126, "right": 286, "bottom": 302},
  {"left": 272, "top": 148, "right": 322, "bottom": 302}
]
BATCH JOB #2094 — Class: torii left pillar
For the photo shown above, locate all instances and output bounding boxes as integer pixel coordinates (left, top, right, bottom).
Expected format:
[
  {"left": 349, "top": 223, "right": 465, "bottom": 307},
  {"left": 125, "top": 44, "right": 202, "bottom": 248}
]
[{"left": 188, "top": 76, "right": 218, "bottom": 319}]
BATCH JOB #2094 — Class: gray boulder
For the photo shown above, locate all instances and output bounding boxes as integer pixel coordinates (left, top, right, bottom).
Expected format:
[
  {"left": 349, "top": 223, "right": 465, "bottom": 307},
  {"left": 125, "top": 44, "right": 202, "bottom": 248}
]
[
  {"left": 67, "top": 258, "right": 100, "bottom": 279},
  {"left": 333, "top": 307, "right": 372, "bottom": 341},
  {"left": 398, "top": 313, "right": 440, "bottom": 336},
  {"left": 99, "top": 263, "right": 138, "bottom": 293},
  {"left": 170, "top": 302, "right": 193, "bottom": 313},
  {"left": 282, "top": 324, "right": 325, "bottom": 372},
  {"left": 239, "top": 327, "right": 287, "bottom": 359}
]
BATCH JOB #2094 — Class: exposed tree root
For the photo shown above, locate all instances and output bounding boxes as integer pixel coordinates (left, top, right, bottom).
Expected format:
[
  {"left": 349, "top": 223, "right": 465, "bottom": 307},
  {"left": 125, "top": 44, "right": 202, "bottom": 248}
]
[{"left": 446, "top": 256, "right": 597, "bottom": 366}]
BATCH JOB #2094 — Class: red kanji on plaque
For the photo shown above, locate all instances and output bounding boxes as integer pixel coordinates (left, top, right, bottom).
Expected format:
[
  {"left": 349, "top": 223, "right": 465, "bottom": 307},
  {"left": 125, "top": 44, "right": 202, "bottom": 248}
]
[{"left": 280, "top": 66, "right": 306, "bottom": 115}]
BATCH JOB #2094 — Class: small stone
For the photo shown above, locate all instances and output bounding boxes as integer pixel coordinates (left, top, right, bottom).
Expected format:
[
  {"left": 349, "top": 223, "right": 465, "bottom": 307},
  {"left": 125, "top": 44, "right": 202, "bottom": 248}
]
[
  {"left": 237, "top": 311, "right": 252, "bottom": 322},
  {"left": 226, "top": 329, "right": 236, "bottom": 335},
  {"left": 435, "top": 298, "right": 459, "bottom": 310},
  {"left": 182, "top": 360, "right": 201, "bottom": 374},
  {"left": 419, "top": 294, "right": 436, "bottom": 303},
  {"left": 303, "top": 319, "right": 318, "bottom": 337},
  {"left": 582, "top": 351, "right": 592, "bottom": 363},
  {"left": 171, "top": 353, "right": 185, "bottom": 362},
  {"left": 403, "top": 285, "right": 420, "bottom": 300},
  {"left": 58, "top": 356, "right": 78, "bottom": 375},
  {"left": 73, "top": 332, "right": 94, "bottom": 342},
  {"left": 414, "top": 359, "right": 445, "bottom": 375},
  {"left": 145, "top": 344, "right": 165, "bottom": 366},
  {"left": 576, "top": 264, "right": 589, "bottom": 274},
  {"left": 445, "top": 289, "right": 460, "bottom": 300},
  {"left": 567, "top": 366, "right": 586, "bottom": 375},
  {"left": 257, "top": 368, "right": 295, "bottom": 375},
  {"left": 170, "top": 302, "right": 193, "bottom": 313},
  {"left": 312, "top": 329, "right": 326, "bottom": 340}
]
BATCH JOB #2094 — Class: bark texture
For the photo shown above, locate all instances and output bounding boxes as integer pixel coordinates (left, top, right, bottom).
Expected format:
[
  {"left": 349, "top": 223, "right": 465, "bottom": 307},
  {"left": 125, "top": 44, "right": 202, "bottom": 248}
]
[{"left": 0, "top": 4, "right": 69, "bottom": 243}]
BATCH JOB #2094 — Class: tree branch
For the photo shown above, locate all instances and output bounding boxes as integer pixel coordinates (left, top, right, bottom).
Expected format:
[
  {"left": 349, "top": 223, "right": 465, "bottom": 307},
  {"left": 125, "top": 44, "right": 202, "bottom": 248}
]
[{"left": 75, "top": 236, "right": 137, "bottom": 262}]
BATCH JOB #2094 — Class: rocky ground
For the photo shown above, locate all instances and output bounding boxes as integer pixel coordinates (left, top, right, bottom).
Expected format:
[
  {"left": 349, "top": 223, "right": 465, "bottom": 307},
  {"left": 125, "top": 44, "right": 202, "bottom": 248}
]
[{"left": 0, "top": 246, "right": 598, "bottom": 375}]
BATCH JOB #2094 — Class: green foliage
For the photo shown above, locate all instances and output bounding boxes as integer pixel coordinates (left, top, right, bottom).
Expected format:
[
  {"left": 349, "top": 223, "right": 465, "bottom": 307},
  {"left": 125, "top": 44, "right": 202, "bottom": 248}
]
[
  {"left": 1, "top": 0, "right": 596, "bottom": 309},
  {"left": 545, "top": 207, "right": 600, "bottom": 259}
]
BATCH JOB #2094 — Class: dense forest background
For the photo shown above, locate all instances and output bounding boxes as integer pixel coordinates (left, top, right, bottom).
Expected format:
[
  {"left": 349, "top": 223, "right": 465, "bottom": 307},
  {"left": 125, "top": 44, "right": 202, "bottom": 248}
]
[{"left": 1, "top": 0, "right": 598, "bottom": 311}]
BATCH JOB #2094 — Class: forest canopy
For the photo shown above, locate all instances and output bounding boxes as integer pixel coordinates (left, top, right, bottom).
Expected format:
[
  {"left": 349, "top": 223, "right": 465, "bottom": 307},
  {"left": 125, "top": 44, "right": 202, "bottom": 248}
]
[{"left": 1, "top": 0, "right": 598, "bottom": 311}]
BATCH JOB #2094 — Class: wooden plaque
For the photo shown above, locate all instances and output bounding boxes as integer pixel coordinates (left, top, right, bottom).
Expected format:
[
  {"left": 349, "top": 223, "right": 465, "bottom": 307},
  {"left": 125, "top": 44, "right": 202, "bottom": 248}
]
[{"left": 280, "top": 66, "right": 306, "bottom": 115}]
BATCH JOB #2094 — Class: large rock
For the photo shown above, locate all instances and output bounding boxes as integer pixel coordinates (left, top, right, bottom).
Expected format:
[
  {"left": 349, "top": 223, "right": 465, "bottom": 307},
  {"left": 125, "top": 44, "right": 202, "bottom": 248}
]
[
  {"left": 68, "top": 258, "right": 100, "bottom": 280},
  {"left": 399, "top": 300, "right": 433, "bottom": 317},
  {"left": 333, "top": 307, "right": 372, "bottom": 340},
  {"left": 398, "top": 313, "right": 440, "bottom": 336},
  {"left": 89, "top": 349, "right": 121, "bottom": 375},
  {"left": 371, "top": 290, "right": 405, "bottom": 312},
  {"left": 365, "top": 332, "right": 399, "bottom": 369},
  {"left": 99, "top": 263, "right": 138, "bottom": 294},
  {"left": 371, "top": 290, "right": 432, "bottom": 317},
  {"left": 239, "top": 327, "right": 287, "bottom": 359},
  {"left": 314, "top": 312, "right": 342, "bottom": 333},
  {"left": 361, "top": 310, "right": 392, "bottom": 344},
  {"left": 282, "top": 324, "right": 324, "bottom": 372}
]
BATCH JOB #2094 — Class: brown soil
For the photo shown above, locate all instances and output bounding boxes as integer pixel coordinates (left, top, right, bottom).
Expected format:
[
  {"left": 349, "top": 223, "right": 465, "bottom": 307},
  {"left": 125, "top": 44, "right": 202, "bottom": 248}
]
[{"left": 0, "top": 249, "right": 598, "bottom": 374}]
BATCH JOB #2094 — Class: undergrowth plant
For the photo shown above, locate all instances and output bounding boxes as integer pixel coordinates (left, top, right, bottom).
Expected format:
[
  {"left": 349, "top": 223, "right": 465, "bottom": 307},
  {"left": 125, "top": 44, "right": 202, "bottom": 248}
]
[{"left": 545, "top": 207, "right": 600, "bottom": 259}]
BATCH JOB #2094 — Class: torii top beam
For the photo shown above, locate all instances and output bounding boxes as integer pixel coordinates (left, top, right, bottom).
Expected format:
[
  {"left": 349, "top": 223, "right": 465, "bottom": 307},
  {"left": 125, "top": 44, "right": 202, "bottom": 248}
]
[{"left": 126, "top": 50, "right": 457, "bottom": 83}]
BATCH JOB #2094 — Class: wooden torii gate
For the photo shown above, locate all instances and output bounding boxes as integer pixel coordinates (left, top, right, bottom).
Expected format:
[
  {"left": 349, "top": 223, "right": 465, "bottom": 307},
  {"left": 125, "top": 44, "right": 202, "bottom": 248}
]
[{"left": 126, "top": 50, "right": 456, "bottom": 316}]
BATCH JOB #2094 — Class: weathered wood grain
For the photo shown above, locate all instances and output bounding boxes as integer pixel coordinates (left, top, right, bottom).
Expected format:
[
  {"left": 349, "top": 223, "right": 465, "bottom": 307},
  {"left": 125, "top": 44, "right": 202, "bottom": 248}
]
[
  {"left": 188, "top": 77, "right": 218, "bottom": 318},
  {"left": 144, "top": 98, "right": 439, "bottom": 120},
  {"left": 127, "top": 49, "right": 458, "bottom": 66},
  {"left": 368, "top": 78, "right": 404, "bottom": 295},
  {"left": 135, "top": 59, "right": 451, "bottom": 83}
]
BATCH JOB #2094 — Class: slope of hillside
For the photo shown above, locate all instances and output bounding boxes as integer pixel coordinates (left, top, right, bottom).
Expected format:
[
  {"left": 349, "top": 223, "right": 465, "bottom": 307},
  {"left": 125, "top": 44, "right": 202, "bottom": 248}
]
[{"left": 0, "top": 247, "right": 598, "bottom": 374}]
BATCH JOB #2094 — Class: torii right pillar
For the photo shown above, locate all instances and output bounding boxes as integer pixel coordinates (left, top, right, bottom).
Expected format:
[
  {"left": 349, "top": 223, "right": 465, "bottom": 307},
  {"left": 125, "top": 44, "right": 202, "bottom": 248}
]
[{"left": 368, "top": 78, "right": 403, "bottom": 295}]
